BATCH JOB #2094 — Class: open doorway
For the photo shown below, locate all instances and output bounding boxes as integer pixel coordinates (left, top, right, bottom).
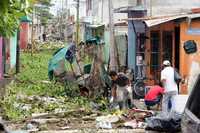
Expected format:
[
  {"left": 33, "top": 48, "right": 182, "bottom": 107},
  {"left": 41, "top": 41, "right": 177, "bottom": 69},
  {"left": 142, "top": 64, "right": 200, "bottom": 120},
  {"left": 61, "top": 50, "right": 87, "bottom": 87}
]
[
  {"left": 175, "top": 27, "right": 180, "bottom": 70},
  {"left": 162, "top": 31, "right": 173, "bottom": 62}
]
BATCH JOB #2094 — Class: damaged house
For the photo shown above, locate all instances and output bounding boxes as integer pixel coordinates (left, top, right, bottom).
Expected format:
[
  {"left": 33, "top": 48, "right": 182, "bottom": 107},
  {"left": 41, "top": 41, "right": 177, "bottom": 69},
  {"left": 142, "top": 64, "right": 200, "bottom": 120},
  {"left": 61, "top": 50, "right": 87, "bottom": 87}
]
[{"left": 115, "top": 0, "right": 200, "bottom": 94}]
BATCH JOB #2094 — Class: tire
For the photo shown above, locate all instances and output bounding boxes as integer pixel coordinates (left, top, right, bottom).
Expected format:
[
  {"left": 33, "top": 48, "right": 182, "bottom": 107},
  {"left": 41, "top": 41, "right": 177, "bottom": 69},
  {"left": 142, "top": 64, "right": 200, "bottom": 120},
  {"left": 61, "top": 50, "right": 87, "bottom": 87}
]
[{"left": 134, "top": 81, "right": 145, "bottom": 98}]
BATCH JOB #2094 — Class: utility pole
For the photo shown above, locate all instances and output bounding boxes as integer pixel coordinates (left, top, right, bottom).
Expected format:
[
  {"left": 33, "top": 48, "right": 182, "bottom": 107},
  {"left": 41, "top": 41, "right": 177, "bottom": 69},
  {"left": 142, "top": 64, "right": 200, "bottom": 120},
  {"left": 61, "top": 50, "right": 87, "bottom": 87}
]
[
  {"left": 76, "top": 0, "right": 80, "bottom": 45},
  {"left": 108, "top": 0, "right": 118, "bottom": 71},
  {"left": 101, "top": 0, "right": 103, "bottom": 22},
  {"left": 150, "top": 0, "right": 152, "bottom": 17},
  {"left": 31, "top": 6, "right": 35, "bottom": 56}
]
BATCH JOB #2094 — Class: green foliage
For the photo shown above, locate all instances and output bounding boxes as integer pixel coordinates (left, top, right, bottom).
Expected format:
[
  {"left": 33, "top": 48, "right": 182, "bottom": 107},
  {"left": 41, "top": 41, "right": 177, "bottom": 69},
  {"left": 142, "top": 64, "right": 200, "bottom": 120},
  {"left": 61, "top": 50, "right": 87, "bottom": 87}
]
[
  {"left": 1, "top": 48, "right": 92, "bottom": 120},
  {"left": 32, "top": 0, "right": 53, "bottom": 26},
  {"left": 35, "top": 6, "right": 54, "bottom": 25},
  {"left": 0, "top": 0, "right": 53, "bottom": 37},
  {"left": 36, "top": 0, "right": 52, "bottom": 6},
  {"left": 0, "top": 82, "right": 31, "bottom": 120},
  {"left": 0, "top": 0, "right": 28, "bottom": 37}
]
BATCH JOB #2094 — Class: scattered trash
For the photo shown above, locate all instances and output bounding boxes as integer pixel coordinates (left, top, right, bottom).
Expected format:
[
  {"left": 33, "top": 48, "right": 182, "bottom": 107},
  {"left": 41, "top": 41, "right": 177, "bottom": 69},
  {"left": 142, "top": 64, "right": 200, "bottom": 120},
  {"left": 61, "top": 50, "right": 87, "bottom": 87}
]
[
  {"left": 41, "top": 80, "right": 51, "bottom": 84},
  {"left": 60, "top": 126, "right": 70, "bottom": 130},
  {"left": 32, "top": 113, "right": 49, "bottom": 118},
  {"left": 109, "top": 102, "right": 120, "bottom": 110},
  {"left": 25, "top": 123, "right": 39, "bottom": 132},
  {"left": 126, "top": 108, "right": 154, "bottom": 121},
  {"left": 123, "top": 119, "right": 147, "bottom": 129},
  {"left": 30, "top": 118, "right": 60, "bottom": 125},
  {"left": 138, "top": 122, "right": 146, "bottom": 128},
  {"left": 21, "top": 104, "right": 32, "bottom": 111},
  {"left": 31, "top": 119, "right": 47, "bottom": 125},
  {"left": 96, "top": 115, "right": 119, "bottom": 123},
  {"left": 82, "top": 116, "right": 95, "bottom": 121},
  {"left": 10, "top": 130, "right": 28, "bottom": 133},
  {"left": 124, "top": 120, "right": 138, "bottom": 129},
  {"left": 145, "top": 111, "right": 182, "bottom": 132},
  {"left": 54, "top": 108, "right": 66, "bottom": 114},
  {"left": 96, "top": 115, "right": 119, "bottom": 129},
  {"left": 90, "top": 102, "right": 100, "bottom": 110}
]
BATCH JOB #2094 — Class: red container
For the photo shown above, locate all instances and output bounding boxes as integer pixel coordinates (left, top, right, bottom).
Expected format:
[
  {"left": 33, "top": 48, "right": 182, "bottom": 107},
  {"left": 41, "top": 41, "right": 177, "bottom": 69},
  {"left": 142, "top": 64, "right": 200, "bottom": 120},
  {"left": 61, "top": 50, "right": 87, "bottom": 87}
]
[{"left": 20, "top": 22, "right": 29, "bottom": 49}]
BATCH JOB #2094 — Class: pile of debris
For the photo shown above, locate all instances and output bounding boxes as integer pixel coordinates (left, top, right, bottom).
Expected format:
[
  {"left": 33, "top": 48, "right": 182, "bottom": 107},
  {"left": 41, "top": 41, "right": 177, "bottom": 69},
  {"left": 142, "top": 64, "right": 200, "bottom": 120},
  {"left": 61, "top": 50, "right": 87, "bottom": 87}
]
[
  {"left": 95, "top": 108, "right": 153, "bottom": 129},
  {"left": 95, "top": 108, "right": 182, "bottom": 132}
]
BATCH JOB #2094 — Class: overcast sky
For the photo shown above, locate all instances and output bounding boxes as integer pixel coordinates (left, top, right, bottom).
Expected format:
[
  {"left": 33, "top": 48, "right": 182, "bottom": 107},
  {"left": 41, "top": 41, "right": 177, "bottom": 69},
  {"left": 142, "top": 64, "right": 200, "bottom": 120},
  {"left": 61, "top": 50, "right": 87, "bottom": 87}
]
[{"left": 50, "top": 0, "right": 77, "bottom": 16}]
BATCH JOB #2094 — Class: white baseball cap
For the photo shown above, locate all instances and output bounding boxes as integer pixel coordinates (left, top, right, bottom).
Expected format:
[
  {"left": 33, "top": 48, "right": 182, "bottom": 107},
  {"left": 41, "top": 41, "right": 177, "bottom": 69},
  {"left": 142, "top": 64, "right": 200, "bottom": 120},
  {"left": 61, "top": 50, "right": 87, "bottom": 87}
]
[{"left": 163, "top": 60, "right": 171, "bottom": 66}]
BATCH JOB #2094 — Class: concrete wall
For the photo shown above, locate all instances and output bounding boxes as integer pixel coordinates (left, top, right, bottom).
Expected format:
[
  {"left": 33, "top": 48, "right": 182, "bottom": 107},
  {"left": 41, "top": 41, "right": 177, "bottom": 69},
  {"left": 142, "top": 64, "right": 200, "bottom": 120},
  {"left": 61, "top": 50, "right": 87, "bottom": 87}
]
[
  {"left": 88, "top": 0, "right": 200, "bottom": 24},
  {"left": 113, "top": 0, "right": 128, "bottom": 24},
  {"left": 88, "top": 0, "right": 128, "bottom": 25},
  {"left": 128, "top": 0, "right": 200, "bottom": 16},
  {"left": 10, "top": 32, "right": 17, "bottom": 69}
]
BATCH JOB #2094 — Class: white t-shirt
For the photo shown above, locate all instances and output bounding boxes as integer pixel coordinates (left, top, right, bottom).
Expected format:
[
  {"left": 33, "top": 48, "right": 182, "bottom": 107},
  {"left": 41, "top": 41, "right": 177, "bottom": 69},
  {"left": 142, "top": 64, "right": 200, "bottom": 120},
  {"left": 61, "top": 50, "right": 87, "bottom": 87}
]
[{"left": 161, "top": 66, "right": 178, "bottom": 92}]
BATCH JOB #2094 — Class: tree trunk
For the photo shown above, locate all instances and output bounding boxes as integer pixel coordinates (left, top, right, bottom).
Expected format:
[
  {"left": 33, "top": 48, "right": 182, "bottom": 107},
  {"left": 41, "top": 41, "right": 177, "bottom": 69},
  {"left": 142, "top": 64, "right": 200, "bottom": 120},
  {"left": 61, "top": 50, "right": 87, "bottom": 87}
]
[{"left": 108, "top": 0, "right": 118, "bottom": 71}]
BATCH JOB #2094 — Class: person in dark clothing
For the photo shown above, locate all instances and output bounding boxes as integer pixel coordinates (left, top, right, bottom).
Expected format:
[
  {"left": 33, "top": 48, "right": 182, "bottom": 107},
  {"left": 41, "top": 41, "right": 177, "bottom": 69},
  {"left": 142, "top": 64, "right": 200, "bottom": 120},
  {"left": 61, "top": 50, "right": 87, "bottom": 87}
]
[
  {"left": 109, "top": 71, "right": 134, "bottom": 109},
  {"left": 42, "top": 33, "right": 46, "bottom": 42}
]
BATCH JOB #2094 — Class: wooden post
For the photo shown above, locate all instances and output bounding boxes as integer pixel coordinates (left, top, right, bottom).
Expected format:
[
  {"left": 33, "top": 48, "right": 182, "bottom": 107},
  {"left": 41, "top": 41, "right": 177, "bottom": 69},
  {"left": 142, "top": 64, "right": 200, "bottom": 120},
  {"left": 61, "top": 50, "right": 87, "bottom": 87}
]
[
  {"left": 76, "top": 0, "right": 80, "bottom": 45},
  {"left": 31, "top": 7, "right": 35, "bottom": 56},
  {"left": 150, "top": 0, "right": 152, "bottom": 17},
  {"left": 108, "top": 0, "right": 118, "bottom": 71},
  {"left": 16, "top": 30, "right": 20, "bottom": 73}
]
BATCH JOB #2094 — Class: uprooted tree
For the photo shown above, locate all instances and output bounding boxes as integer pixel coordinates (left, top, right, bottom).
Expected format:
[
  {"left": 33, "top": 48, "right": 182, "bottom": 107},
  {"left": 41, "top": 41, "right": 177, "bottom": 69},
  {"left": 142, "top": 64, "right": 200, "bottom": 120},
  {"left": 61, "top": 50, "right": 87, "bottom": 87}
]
[
  {"left": 86, "top": 45, "right": 106, "bottom": 98},
  {"left": 76, "top": 40, "right": 109, "bottom": 99}
]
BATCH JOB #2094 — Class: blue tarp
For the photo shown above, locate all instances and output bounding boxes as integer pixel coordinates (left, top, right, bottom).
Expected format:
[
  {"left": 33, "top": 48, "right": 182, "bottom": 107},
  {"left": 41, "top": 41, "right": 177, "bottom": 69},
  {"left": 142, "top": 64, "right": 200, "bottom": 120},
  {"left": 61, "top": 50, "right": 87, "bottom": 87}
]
[{"left": 48, "top": 44, "right": 76, "bottom": 80}]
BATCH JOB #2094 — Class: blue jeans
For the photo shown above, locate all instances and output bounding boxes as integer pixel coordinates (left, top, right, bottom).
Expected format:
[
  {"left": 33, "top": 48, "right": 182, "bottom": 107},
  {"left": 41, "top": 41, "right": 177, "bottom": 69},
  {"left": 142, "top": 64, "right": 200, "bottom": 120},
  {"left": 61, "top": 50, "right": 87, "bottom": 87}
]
[
  {"left": 145, "top": 96, "right": 162, "bottom": 110},
  {"left": 162, "top": 91, "right": 178, "bottom": 113},
  {"left": 145, "top": 98, "right": 161, "bottom": 106}
]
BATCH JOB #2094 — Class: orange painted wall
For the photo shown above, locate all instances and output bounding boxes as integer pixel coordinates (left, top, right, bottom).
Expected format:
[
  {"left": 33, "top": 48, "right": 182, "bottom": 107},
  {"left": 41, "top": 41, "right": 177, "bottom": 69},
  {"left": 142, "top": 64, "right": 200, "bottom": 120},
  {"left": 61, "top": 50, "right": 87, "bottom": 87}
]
[
  {"left": 142, "top": 20, "right": 200, "bottom": 94},
  {"left": 180, "top": 20, "right": 200, "bottom": 94}
]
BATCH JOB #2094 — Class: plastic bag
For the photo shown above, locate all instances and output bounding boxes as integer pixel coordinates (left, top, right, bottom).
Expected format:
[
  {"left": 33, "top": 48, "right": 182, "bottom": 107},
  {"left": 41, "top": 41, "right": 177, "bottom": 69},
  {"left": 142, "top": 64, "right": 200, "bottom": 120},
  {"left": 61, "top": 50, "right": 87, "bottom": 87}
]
[
  {"left": 145, "top": 111, "right": 182, "bottom": 132},
  {"left": 174, "top": 69, "right": 182, "bottom": 83}
]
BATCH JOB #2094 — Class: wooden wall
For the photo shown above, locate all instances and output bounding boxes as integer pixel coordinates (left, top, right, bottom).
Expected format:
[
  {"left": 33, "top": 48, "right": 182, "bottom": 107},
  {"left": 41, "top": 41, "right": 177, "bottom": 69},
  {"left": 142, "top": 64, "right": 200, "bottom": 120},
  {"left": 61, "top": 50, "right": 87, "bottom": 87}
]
[{"left": 145, "top": 22, "right": 175, "bottom": 85}]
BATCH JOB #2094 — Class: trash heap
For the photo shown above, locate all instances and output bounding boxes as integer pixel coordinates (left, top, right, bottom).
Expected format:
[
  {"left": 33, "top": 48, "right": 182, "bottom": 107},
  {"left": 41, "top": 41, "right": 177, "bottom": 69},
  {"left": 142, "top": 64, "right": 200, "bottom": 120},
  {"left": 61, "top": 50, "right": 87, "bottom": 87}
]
[
  {"left": 95, "top": 108, "right": 182, "bottom": 132},
  {"left": 96, "top": 108, "right": 153, "bottom": 129}
]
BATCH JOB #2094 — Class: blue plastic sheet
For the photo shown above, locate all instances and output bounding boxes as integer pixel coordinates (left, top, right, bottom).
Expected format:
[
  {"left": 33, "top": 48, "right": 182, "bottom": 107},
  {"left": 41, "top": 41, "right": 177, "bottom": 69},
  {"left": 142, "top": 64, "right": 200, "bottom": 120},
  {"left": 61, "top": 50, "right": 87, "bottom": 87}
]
[{"left": 48, "top": 44, "right": 76, "bottom": 80}]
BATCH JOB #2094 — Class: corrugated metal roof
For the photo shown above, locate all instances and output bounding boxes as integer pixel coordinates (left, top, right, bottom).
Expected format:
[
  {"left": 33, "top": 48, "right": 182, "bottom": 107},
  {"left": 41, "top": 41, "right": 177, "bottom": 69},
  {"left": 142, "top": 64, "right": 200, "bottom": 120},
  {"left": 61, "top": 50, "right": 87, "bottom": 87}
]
[
  {"left": 188, "top": 13, "right": 200, "bottom": 19},
  {"left": 144, "top": 14, "right": 186, "bottom": 27},
  {"left": 114, "top": 6, "right": 147, "bottom": 13},
  {"left": 86, "top": 24, "right": 104, "bottom": 28},
  {"left": 144, "top": 13, "right": 200, "bottom": 27}
]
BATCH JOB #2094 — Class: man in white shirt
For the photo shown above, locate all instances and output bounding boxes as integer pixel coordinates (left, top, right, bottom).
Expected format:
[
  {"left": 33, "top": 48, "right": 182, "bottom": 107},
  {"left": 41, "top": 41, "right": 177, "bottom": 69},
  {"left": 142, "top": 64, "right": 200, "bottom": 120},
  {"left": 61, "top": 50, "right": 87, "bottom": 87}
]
[{"left": 161, "top": 60, "right": 178, "bottom": 113}]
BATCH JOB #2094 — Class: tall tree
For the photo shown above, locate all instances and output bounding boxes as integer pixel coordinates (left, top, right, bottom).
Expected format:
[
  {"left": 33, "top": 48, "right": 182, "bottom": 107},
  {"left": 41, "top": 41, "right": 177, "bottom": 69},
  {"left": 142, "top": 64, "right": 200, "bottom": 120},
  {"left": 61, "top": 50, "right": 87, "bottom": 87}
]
[
  {"left": 0, "top": 0, "right": 28, "bottom": 37},
  {"left": 30, "top": 0, "right": 53, "bottom": 26}
]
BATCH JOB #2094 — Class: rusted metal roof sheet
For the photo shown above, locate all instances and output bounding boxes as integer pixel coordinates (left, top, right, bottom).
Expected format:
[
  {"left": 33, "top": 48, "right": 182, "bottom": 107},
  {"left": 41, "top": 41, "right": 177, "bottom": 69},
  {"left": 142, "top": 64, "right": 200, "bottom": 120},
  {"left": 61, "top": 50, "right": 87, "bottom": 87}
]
[
  {"left": 188, "top": 13, "right": 200, "bottom": 19},
  {"left": 144, "top": 14, "right": 187, "bottom": 27},
  {"left": 144, "top": 13, "right": 200, "bottom": 27},
  {"left": 86, "top": 24, "right": 104, "bottom": 28},
  {"left": 114, "top": 6, "right": 147, "bottom": 13}
]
